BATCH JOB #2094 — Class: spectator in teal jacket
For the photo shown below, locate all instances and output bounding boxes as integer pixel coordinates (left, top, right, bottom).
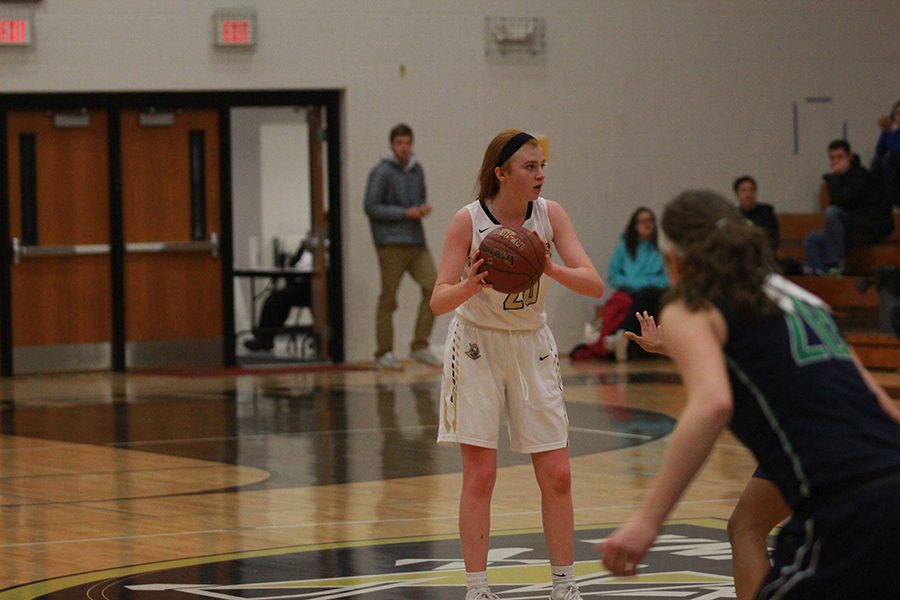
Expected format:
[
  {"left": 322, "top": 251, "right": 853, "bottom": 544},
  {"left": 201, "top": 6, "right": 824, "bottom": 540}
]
[{"left": 603, "top": 207, "right": 669, "bottom": 360}]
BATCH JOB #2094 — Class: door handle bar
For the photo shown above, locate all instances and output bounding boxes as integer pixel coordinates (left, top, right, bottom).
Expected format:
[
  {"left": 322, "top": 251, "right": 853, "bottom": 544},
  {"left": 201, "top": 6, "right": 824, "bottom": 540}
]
[
  {"left": 125, "top": 232, "right": 218, "bottom": 257},
  {"left": 11, "top": 237, "right": 110, "bottom": 264},
  {"left": 11, "top": 233, "right": 219, "bottom": 264}
]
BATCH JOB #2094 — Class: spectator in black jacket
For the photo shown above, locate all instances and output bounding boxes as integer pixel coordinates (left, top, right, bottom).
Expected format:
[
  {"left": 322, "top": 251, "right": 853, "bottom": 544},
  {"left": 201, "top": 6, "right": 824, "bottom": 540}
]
[
  {"left": 733, "top": 175, "right": 779, "bottom": 253},
  {"left": 804, "top": 139, "right": 893, "bottom": 275},
  {"left": 244, "top": 241, "right": 313, "bottom": 352}
]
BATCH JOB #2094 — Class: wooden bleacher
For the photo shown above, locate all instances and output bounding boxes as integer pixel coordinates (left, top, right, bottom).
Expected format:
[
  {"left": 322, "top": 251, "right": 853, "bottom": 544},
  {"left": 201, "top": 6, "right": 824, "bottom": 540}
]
[
  {"left": 779, "top": 209, "right": 900, "bottom": 370},
  {"left": 592, "top": 181, "right": 899, "bottom": 369}
]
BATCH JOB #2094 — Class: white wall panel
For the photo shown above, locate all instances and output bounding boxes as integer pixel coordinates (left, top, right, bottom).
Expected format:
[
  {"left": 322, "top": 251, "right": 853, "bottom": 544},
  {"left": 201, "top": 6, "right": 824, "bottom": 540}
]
[{"left": 3, "top": 0, "right": 899, "bottom": 360}]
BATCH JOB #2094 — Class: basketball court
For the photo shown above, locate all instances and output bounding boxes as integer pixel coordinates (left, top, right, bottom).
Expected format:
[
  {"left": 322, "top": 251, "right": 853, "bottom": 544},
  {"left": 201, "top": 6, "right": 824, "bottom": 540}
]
[{"left": 4, "top": 358, "right": 895, "bottom": 598}]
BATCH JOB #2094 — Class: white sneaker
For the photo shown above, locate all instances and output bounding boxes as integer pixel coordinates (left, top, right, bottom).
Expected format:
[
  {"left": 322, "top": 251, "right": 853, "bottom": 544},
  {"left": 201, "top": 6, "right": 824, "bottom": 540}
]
[
  {"left": 374, "top": 351, "right": 403, "bottom": 370},
  {"left": 550, "top": 583, "right": 582, "bottom": 600},
  {"left": 465, "top": 588, "right": 500, "bottom": 600},
  {"left": 604, "top": 329, "right": 629, "bottom": 362},
  {"left": 410, "top": 348, "right": 442, "bottom": 367}
]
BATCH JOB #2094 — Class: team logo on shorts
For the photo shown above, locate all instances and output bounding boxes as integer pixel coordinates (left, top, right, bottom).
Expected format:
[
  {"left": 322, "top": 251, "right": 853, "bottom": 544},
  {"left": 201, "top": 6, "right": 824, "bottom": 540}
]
[{"left": 465, "top": 343, "right": 481, "bottom": 360}]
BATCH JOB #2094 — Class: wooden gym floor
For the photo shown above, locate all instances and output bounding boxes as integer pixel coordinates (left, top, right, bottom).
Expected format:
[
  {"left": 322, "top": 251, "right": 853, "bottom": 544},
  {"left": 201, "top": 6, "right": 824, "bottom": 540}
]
[{"left": 1, "top": 358, "right": 898, "bottom": 599}]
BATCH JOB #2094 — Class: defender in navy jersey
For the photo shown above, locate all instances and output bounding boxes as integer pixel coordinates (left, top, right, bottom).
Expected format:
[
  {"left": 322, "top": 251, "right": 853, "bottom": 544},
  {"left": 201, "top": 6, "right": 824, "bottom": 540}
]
[
  {"left": 600, "top": 190, "right": 900, "bottom": 599},
  {"left": 431, "top": 130, "right": 604, "bottom": 600}
]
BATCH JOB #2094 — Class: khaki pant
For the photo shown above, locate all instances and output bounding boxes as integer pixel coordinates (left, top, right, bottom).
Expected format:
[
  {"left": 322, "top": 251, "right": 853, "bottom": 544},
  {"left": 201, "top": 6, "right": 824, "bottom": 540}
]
[{"left": 375, "top": 244, "right": 437, "bottom": 358}]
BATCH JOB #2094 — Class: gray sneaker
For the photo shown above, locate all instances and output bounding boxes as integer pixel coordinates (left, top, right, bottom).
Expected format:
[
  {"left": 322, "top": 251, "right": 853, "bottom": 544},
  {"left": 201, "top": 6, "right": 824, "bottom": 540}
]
[
  {"left": 550, "top": 583, "right": 582, "bottom": 600},
  {"left": 465, "top": 589, "right": 500, "bottom": 600},
  {"left": 410, "top": 348, "right": 442, "bottom": 367},
  {"left": 374, "top": 351, "right": 403, "bottom": 370}
]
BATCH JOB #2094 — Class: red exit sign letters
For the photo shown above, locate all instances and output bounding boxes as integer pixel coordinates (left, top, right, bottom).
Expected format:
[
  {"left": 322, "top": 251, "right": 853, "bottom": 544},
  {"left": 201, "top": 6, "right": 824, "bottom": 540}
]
[
  {"left": 219, "top": 19, "right": 250, "bottom": 45},
  {"left": 0, "top": 18, "right": 31, "bottom": 46},
  {"left": 213, "top": 9, "right": 256, "bottom": 47}
]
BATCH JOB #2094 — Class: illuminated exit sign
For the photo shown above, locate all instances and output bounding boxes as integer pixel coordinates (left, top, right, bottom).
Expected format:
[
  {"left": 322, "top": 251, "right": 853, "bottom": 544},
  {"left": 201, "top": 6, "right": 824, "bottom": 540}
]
[
  {"left": 0, "top": 14, "right": 33, "bottom": 47},
  {"left": 213, "top": 8, "right": 256, "bottom": 48}
]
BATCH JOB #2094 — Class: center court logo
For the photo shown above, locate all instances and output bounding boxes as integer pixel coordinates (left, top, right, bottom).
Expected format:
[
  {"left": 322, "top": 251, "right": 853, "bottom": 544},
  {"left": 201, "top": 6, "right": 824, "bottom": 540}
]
[{"left": 23, "top": 522, "right": 739, "bottom": 600}]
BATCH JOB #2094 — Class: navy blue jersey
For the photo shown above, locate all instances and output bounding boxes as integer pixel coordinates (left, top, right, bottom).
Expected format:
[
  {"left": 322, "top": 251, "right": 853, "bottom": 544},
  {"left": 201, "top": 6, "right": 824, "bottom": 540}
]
[{"left": 722, "top": 275, "right": 900, "bottom": 511}]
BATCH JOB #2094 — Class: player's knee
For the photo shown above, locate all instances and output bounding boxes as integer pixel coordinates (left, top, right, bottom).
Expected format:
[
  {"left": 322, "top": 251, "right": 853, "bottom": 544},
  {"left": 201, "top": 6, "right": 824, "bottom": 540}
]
[
  {"left": 540, "top": 463, "right": 571, "bottom": 495},
  {"left": 727, "top": 509, "right": 762, "bottom": 544},
  {"left": 464, "top": 471, "right": 496, "bottom": 499},
  {"left": 377, "top": 294, "right": 397, "bottom": 313}
]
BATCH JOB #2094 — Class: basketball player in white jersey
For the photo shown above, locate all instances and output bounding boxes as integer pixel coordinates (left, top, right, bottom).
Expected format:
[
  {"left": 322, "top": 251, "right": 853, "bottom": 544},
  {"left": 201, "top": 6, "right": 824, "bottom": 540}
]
[{"left": 430, "top": 130, "right": 604, "bottom": 600}]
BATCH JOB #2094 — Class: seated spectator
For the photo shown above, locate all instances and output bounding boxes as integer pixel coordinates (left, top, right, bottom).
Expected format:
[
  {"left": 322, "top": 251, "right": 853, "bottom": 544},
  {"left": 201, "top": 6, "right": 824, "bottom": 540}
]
[
  {"left": 804, "top": 139, "right": 893, "bottom": 276},
  {"left": 732, "top": 175, "right": 803, "bottom": 275},
  {"left": 244, "top": 241, "right": 313, "bottom": 352},
  {"left": 572, "top": 207, "right": 668, "bottom": 361},
  {"left": 733, "top": 175, "right": 779, "bottom": 252},
  {"left": 874, "top": 100, "right": 900, "bottom": 207}
]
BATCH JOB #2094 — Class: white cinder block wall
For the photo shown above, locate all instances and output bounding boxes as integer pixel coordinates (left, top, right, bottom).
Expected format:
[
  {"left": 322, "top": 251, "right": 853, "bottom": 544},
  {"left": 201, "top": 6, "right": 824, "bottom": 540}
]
[{"left": 4, "top": 1, "right": 899, "bottom": 362}]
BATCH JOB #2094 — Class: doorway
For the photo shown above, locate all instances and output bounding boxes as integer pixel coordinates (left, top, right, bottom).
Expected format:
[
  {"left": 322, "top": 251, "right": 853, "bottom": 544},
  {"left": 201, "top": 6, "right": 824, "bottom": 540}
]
[
  {"left": 0, "top": 90, "right": 344, "bottom": 376},
  {"left": 230, "top": 106, "right": 331, "bottom": 365}
]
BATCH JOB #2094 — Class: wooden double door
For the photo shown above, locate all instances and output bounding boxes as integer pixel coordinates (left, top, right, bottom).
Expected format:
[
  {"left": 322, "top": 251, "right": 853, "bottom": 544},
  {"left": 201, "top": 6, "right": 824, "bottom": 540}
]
[{"left": 3, "top": 108, "right": 223, "bottom": 373}]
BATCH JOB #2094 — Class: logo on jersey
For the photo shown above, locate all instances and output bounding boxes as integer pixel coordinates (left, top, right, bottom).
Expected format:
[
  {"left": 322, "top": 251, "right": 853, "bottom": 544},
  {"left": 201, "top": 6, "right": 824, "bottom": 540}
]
[{"left": 465, "top": 343, "right": 481, "bottom": 360}]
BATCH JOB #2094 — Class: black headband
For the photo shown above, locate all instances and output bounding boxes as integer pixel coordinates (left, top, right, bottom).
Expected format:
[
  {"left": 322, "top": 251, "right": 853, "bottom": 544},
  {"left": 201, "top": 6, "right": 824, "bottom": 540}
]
[{"left": 496, "top": 132, "right": 535, "bottom": 167}]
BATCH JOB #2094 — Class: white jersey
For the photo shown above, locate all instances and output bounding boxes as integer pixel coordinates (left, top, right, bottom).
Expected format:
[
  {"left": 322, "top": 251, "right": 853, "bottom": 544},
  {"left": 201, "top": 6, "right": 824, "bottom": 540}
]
[{"left": 455, "top": 197, "right": 554, "bottom": 331}]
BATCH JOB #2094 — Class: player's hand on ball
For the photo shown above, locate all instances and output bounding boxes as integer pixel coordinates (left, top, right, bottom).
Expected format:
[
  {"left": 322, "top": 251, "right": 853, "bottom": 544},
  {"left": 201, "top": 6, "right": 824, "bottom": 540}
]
[{"left": 466, "top": 250, "right": 491, "bottom": 290}]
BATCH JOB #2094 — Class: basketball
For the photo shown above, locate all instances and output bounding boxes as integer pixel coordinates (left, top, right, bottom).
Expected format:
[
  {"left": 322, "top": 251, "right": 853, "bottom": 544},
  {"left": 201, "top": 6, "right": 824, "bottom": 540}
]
[{"left": 477, "top": 225, "right": 547, "bottom": 294}]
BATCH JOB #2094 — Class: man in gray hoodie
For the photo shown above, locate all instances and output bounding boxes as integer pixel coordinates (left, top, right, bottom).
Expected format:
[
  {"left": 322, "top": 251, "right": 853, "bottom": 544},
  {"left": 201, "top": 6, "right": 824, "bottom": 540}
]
[{"left": 364, "top": 123, "right": 441, "bottom": 369}]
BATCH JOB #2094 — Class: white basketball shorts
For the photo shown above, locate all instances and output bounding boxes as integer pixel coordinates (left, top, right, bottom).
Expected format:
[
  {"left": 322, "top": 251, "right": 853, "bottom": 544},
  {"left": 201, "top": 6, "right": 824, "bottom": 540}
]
[{"left": 436, "top": 316, "right": 568, "bottom": 453}]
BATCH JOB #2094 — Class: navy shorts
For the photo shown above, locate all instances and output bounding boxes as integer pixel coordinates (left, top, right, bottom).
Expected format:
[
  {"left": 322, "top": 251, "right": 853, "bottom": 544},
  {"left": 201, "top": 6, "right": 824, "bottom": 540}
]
[{"left": 756, "top": 478, "right": 900, "bottom": 599}]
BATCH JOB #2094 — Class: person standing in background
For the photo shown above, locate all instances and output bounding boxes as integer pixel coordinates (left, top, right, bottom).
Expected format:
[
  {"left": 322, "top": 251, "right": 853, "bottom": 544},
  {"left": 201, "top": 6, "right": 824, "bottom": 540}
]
[{"left": 364, "top": 123, "right": 443, "bottom": 370}]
